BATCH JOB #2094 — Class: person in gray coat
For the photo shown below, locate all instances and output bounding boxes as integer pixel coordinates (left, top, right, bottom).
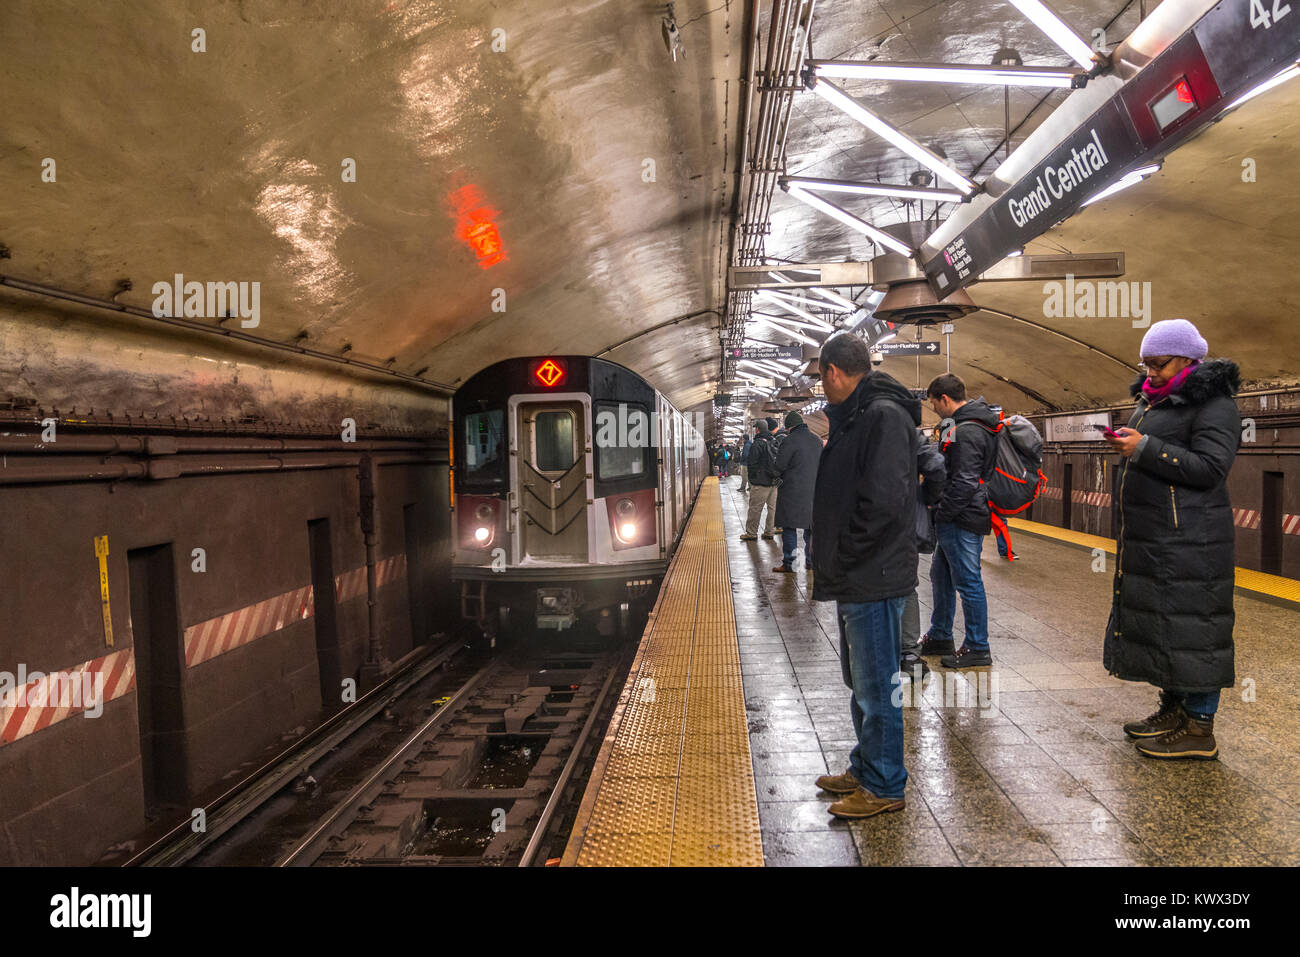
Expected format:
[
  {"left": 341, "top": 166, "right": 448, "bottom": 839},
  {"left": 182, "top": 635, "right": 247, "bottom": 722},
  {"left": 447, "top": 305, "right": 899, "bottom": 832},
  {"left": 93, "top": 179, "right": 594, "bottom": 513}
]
[{"left": 772, "top": 411, "right": 821, "bottom": 573}]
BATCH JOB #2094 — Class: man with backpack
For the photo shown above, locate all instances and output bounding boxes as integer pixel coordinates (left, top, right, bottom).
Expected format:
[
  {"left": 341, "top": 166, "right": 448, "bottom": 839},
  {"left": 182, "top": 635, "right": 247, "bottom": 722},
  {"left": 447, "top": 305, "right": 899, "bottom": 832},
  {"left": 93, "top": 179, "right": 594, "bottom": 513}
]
[
  {"left": 918, "top": 374, "right": 1000, "bottom": 669},
  {"left": 740, "top": 421, "right": 779, "bottom": 541}
]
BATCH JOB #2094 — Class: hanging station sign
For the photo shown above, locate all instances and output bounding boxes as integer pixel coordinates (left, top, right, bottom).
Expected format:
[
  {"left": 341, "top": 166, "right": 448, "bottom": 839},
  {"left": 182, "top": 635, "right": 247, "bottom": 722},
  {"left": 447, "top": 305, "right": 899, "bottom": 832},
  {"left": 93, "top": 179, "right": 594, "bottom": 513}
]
[
  {"left": 730, "top": 344, "right": 804, "bottom": 361},
  {"left": 920, "top": 0, "right": 1300, "bottom": 297},
  {"left": 875, "top": 340, "right": 942, "bottom": 357}
]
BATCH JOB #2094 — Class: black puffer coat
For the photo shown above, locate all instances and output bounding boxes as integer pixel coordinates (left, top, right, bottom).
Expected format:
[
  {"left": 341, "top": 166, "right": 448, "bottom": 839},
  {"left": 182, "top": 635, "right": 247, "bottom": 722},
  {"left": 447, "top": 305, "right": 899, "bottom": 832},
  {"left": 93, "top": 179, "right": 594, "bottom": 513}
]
[
  {"left": 773, "top": 423, "right": 821, "bottom": 529},
  {"left": 811, "top": 371, "right": 921, "bottom": 603},
  {"left": 1103, "top": 358, "right": 1241, "bottom": 693}
]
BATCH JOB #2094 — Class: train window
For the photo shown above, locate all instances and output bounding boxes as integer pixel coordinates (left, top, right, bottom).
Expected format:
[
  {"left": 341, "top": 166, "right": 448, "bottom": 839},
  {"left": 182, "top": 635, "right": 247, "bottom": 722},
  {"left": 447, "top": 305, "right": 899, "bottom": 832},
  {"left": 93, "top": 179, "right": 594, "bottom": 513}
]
[
  {"left": 534, "top": 411, "right": 575, "bottom": 471},
  {"left": 594, "top": 401, "right": 649, "bottom": 480},
  {"left": 463, "top": 409, "right": 505, "bottom": 484}
]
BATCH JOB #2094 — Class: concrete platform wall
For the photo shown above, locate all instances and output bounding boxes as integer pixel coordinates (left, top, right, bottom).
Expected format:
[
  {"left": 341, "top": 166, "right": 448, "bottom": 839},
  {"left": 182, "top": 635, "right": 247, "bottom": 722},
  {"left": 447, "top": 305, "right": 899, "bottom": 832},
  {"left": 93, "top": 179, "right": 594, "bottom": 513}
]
[{"left": 0, "top": 458, "right": 452, "bottom": 865}]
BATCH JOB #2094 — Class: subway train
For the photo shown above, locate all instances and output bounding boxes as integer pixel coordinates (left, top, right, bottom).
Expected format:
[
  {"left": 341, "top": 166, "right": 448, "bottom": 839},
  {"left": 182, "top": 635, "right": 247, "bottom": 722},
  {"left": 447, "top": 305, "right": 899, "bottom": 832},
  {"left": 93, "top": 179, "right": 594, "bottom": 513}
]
[{"left": 450, "top": 355, "right": 707, "bottom": 638}]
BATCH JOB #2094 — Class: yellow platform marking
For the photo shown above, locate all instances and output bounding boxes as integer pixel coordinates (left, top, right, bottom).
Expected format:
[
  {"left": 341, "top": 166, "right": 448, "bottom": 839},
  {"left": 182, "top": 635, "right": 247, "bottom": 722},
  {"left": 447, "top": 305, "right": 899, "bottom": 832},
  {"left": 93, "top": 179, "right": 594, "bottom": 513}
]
[
  {"left": 563, "top": 478, "right": 764, "bottom": 867},
  {"left": 1008, "top": 517, "right": 1300, "bottom": 605}
]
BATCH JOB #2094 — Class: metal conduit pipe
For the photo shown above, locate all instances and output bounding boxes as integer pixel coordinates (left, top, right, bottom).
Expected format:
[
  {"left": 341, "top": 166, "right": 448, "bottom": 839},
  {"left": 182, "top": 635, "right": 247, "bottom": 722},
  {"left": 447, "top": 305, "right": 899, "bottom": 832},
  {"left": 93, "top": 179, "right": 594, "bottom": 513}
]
[
  {"left": 0, "top": 452, "right": 443, "bottom": 485},
  {"left": 0, "top": 273, "right": 455, "bottom": 395},
  {"left": 0, "top": 434, "right": 433, "bottom": 454}
]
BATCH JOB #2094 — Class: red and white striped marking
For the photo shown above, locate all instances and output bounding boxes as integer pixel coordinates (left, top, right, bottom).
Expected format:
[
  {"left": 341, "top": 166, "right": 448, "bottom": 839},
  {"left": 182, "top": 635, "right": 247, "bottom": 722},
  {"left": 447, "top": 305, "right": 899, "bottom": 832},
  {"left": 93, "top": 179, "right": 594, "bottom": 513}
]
[
  {"left": 183, "top": 556, "right": 408, "bottom": 669},
  {"left": 0, "top": 648, "right": 136, "bottom": 747},
  {"left": 184, "top": 585, "right": 314, "bottom": 668},
  {"left": 334, "top": 555, "right": 407, "bottom": 604},
  {"left": 1233, "top": 508, "right": 1262, "bottom": 530},
  {"left": 1233, "top": 510, "right": 1300, "bottom": 535}
]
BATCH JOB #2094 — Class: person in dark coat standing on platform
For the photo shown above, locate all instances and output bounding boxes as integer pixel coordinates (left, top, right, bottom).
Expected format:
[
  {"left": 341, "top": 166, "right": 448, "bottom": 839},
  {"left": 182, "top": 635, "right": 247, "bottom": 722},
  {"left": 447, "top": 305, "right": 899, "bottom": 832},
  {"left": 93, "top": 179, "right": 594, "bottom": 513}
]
[
  {"left": 738, "top": 432, "right": 752, "bottom": 491},
  {"left": 1102, "top": 319, "right": 1240, "bottom": 760},
  {"left": 740, "top": 420, "right": 779, "bottom": 541},
  {"left": 771, "top": 411, "right": 820, "bottom": 576},
  {"left": 918, "top": 374, "right": 1000, "bottom": 669},
  {"left": 809, "top": 332, "right": 920, "bottom": 821}
]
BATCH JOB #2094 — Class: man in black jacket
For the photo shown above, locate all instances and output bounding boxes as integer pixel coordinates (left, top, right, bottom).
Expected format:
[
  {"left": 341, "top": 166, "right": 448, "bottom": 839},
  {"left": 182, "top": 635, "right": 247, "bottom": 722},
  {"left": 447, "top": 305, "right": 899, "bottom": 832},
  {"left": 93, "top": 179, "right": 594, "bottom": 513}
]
[
  {"left": 809, "top": 332, "right": 919, "bottom": 820},
  {"left": 740, "top": 421, "right": 779, "bottom": 541},
  {"left": 918, "top": 374, "right": 1000, "bottom": 669}
]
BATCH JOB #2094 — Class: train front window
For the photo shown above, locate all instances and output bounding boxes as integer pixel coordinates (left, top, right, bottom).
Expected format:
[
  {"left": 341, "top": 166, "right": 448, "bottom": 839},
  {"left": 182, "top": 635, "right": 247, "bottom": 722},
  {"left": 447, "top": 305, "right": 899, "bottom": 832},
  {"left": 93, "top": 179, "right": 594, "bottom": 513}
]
[
  {"left": 594, "top": 401, "right": 649, "bottom": 480},
  {"left": 534, "top": 411, "right": 575, "bottom": 472},
  {"left": 463, "top": 409, "right": 505, "bottom": 485}
]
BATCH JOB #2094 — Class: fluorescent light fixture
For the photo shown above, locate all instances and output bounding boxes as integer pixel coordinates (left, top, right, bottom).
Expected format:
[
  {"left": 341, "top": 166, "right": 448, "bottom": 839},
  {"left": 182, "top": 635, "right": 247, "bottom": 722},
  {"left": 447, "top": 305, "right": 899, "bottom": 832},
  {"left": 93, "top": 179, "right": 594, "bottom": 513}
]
[
  {"left": 807, "top": 80, "right": 977, "bottom": 195},
  {"left": 1226, "top": 61, "right": 1300, "bottom": 109},
  {"left": 755, "top": 291, "right": 838, "bottom": 330},
  {"left": 875, "top": 332, "right": 896, "bottom": 344},
  {"left": 753, "top": 310, "right": 826, "bottom": 331},
  {"left": 762, "top": 286, "right": 852, "bottom": 316},
  {"left": 786, "top": 185, "right": 917, "bottom": 255},
  {"left": 1081, "top": 164, "right": 1161, "bottom": 206},
  {"left": 753, "top": 312, "right": 829, "bottom": 338},
  {"left": 750, "top": 319, "right": 817, "bottom": 346},
  {"left": 1006, "top": 0, "right": 1097, "bottom": 70},
  {"left": 766, "top": 271, "right": 858, "bottom": 311},
  {"left": 782, "top": 175, "right": 967, "bottom": 203},
  {"left": 810, "top": 59, "right": 1081, "bottom": 88}
]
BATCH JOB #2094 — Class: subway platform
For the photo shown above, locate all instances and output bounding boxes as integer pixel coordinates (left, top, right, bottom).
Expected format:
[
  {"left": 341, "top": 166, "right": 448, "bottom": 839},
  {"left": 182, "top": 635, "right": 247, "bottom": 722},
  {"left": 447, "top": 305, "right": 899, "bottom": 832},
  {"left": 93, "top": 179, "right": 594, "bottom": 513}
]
[{"left": 564, "top": 477, "right": 1299, "bottom": 866}]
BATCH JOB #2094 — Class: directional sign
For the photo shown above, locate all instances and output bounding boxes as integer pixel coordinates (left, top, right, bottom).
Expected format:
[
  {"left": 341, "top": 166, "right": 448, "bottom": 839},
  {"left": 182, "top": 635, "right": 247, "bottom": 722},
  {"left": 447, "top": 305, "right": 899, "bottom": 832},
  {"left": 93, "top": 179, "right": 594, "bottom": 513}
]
[
  {"left": 730, "top": 344, "right": 804, "bottom": 361},
  {"left": 876, "top": 341, "right": 941, "bottom": 357},
  {"left": 921, "top": 0, "right": 1300, "bottom": 297}
]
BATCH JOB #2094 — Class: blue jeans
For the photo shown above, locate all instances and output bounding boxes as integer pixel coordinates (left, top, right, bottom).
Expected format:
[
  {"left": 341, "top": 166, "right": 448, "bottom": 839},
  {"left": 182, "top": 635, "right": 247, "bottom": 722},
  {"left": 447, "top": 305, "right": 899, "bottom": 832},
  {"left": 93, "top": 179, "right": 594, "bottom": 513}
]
[
  {"left": 1175, "top": 690, "right": 1220, "bottom": 717},
  {"left": 781, "top": 527, "right": 811, "bottom": 569},
  {"left": 929, "top": 522, "right": 989, "bottom": 652},
  {"left": 837, "top": 597, "right": 908, "bottom": 799}
]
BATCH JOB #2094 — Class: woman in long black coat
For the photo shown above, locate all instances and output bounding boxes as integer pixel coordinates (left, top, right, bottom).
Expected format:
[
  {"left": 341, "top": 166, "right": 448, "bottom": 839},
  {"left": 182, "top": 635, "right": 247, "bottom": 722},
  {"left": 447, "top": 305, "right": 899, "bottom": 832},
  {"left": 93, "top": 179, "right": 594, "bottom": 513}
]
[{"left": 1102, "top": 319, "right": 1241, "bottom": 761}]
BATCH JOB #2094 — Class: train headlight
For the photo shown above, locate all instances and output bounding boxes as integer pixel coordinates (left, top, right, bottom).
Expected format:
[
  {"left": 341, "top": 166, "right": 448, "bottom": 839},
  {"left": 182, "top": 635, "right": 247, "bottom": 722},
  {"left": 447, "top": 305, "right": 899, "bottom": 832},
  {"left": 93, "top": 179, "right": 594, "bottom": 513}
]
[
  {"left": 620, "top": 522, "right": 637, "bottom": 540},
  {"left": 475, "top": 503, "right": 494, "bottom": 522},
  {"left": 615, "top": 498, "right": 636, "bottom": 518},
  {"left": 474, "top": 526, "right": 491, "bottom": 543}
]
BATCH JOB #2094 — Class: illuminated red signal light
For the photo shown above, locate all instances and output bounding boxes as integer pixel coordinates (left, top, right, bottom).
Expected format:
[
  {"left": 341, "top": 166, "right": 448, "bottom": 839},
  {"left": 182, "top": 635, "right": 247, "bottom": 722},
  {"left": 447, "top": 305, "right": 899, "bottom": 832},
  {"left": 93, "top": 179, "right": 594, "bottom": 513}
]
[
  {"left": 535, "top": 359, "right": 565, "bottom": 388},
  {"left": 1175, "top": 79, "right": 1194, "bottom": 103}
]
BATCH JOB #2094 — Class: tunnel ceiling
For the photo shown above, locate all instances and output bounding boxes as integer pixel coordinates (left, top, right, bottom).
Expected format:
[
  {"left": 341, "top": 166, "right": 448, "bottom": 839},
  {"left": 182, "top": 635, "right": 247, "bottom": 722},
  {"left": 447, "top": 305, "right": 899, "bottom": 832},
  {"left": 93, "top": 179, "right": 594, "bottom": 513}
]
[
  {"left": 1, "top": 0, "right": 740, "bottom": 416},
  {"left": 2, "top": 0, "right": 1297, "bottom": 425}
]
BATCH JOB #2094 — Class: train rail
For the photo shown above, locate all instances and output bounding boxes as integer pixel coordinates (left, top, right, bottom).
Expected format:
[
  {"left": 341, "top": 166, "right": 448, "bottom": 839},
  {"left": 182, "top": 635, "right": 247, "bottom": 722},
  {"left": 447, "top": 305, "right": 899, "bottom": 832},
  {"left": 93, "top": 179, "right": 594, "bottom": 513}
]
[
  {"left": 121, "top": 630, "right": 633, "bottom": 867},
  {"left": 285, "top": 639, "right": 632, "bottom": 866},
  {"left": 123, "top": 639, "right": 471, "bottom": 867}
]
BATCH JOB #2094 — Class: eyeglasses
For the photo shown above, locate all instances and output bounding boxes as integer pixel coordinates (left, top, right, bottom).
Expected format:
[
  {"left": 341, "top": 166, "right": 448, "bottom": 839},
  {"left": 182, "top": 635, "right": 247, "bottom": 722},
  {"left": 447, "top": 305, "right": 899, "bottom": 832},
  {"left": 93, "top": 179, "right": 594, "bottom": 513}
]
[{"left": 1140, "top": 356, "right": 1175, "bottom": 372}]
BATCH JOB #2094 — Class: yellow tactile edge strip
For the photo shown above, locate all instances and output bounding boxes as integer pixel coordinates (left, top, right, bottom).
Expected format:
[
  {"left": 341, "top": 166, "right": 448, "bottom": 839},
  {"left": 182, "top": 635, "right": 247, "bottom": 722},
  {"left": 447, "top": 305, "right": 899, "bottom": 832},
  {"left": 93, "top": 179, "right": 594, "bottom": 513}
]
[
  {"left": 561, "top": 477, "right": 765, "bottom": 866},
  {"left": 1008, "top": 517, "right": 1300, "bottom": 606}
]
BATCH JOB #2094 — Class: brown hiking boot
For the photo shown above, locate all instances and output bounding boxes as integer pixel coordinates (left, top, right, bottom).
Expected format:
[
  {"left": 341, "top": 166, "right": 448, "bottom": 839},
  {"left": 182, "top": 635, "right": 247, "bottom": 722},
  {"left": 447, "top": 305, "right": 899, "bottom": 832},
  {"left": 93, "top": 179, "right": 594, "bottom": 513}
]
[
  {"left": 1136, "top": 714, "right": 1219, "bottom": 761},
  {"left": 814, "top": 771, "right": 859, "bottom": 795},
  {"left": 828, "top": 786, "right": 905, "bottom": 820},
  {"left": 1124, "top": 694, "right": 1184, "bottom": 738}
]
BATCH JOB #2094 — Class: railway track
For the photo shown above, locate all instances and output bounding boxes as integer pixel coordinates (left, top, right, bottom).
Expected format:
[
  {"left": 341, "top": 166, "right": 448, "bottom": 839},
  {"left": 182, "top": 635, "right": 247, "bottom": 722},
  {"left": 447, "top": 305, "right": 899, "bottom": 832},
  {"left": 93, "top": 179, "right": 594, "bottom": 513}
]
[{"left": 124, "top": 630, "right": 633, "bottom": 868}]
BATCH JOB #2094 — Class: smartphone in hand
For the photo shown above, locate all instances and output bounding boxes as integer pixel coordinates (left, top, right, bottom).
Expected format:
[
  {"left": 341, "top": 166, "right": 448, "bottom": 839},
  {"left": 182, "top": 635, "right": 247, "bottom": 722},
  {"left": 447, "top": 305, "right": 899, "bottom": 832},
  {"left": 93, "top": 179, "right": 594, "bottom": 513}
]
[{"left": 1093, "top": 424, "right": 1121, "bottom": 439}]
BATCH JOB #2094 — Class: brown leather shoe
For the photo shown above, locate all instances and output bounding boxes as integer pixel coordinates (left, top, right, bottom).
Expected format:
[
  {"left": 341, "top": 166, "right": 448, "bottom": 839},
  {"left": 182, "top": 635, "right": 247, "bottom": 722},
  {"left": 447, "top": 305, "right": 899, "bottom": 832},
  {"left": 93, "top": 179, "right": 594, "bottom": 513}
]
[
  {"left": 1124, "top": 695, "right": 1184, "bottom": 738},
  {"left": 1136, "top": 714, "right": 1218, "bottom": 760},
  {"left": 828, "top": 786, "right": 905, "bottom": 820},
  {"left": 814, "top": 771, "right": 859, "bottom": 795},
  {"left": 772, "top": 564, "right": 794, "bottom": 574}
]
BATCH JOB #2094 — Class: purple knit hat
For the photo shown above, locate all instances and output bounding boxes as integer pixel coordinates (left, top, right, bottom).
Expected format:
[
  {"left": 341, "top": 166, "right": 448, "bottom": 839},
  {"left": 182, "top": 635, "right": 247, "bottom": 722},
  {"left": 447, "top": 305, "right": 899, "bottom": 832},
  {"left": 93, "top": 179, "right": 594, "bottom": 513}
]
[{"left": 1139, "top": 318, "right": 1208, "bottom": 360}]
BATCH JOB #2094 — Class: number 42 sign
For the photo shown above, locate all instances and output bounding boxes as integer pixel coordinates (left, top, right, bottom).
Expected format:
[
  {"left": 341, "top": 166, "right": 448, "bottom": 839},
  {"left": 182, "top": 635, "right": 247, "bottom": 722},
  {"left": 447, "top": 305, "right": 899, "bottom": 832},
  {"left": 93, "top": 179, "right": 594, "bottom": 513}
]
[{"left": 1248, "top": 0, "right": 1291, "bottom": 30}]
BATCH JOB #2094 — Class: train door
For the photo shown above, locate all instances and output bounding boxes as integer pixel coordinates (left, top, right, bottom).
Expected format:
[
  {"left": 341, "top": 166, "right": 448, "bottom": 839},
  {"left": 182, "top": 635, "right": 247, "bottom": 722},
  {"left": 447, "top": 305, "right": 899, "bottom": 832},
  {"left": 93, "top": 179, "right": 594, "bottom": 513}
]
[{"left": 515, "top": 400, "right": 589, "bottom": 561}]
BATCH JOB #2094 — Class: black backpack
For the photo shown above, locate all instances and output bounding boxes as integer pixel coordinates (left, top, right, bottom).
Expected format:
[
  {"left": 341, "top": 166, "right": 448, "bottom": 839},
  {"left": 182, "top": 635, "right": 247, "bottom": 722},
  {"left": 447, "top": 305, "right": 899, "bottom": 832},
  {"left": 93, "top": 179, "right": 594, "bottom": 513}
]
[{"left": 749, "top": 435, "right": 777, "bottom": 475}]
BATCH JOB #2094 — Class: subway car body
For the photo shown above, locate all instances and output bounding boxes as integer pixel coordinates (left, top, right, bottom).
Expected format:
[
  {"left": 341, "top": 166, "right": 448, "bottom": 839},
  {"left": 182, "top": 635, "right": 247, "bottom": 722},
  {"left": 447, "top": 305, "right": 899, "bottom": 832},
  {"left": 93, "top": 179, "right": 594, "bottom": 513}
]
[{"left": 451, "top": 355, "right": 706, "bottom": 637}]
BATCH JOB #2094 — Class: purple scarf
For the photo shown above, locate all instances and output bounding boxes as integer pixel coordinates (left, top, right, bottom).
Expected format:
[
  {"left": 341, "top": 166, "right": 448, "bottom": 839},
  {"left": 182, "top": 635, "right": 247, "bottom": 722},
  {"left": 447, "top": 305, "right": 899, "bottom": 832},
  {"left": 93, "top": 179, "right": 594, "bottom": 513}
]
[{"left": 1141, "top": 360, "right": 1199, "bottom": 405}]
